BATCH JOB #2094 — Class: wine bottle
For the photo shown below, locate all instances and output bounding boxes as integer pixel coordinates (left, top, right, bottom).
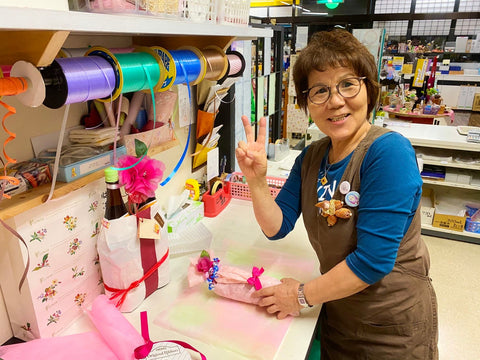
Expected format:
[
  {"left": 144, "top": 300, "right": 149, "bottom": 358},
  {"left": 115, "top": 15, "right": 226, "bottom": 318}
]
[{"left": 104, "top": 167, "right": 128, "bottom": 220}]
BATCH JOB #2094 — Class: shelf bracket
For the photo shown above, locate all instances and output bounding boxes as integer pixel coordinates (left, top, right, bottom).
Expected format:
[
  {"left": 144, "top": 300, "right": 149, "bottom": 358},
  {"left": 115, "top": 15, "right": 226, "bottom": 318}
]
[{"left": 0, "top": 30, "right": 70, "bottom": 67}]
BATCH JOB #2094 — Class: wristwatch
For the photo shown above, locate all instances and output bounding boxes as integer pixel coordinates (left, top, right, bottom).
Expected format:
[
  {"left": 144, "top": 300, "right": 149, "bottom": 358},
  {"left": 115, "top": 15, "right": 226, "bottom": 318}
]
[{"left": 297, "top": 283, "right": 313, "bottom": 308}]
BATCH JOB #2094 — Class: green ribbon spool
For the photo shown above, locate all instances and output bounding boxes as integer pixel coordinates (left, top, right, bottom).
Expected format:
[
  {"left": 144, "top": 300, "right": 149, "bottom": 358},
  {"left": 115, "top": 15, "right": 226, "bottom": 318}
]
[{"left": 115, "top": 52, "right": 161, "bottom": 93}]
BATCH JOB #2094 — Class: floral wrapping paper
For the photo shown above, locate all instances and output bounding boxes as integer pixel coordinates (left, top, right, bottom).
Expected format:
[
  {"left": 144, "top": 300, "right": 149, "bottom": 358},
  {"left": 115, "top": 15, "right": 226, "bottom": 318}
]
[{"left": 0, "top": 180, "right": 105, "bottom": 341}]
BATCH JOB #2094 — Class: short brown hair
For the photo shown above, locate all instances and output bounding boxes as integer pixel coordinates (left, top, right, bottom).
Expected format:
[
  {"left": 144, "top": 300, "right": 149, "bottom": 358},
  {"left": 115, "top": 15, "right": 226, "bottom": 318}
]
[{"left": 293, "top": 29, "right": 379, "bottom": 119}]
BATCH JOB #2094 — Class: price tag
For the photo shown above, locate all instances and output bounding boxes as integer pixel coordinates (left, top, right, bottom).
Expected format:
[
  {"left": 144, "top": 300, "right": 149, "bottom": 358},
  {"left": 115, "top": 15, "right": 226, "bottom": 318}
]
[{"left": 137, "top": 218, "right": 161, "bottom": 239}]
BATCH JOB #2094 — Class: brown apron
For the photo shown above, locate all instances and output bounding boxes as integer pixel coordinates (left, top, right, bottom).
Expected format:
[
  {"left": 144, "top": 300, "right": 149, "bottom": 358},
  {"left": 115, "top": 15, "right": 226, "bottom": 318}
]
[{"left": 301, "top": 125, "right": 438, "bottom": 359}]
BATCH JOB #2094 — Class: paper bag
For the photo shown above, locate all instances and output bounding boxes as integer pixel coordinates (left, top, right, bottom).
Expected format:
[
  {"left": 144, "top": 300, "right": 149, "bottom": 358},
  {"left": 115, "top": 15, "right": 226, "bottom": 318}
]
[{"left": 97, "top": 201, "right": 170, "bottom": 313}]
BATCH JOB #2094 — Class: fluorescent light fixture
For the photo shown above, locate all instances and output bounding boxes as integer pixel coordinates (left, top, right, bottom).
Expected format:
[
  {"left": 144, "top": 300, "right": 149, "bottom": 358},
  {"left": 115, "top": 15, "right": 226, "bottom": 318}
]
[{"left": 303, "top": 12, "right": 329, "bottom": 15}]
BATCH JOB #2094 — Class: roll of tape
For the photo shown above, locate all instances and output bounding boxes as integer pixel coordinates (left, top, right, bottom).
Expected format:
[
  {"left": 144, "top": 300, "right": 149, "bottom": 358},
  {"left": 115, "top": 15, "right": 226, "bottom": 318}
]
[{"left": 211, "top": 180, "right": 223, "bottom": 195}]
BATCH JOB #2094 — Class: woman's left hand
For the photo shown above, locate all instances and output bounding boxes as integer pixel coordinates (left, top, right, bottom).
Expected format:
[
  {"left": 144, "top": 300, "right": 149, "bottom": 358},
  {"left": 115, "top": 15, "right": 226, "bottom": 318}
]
[{"left": 252, "top": 278, "right": 302, "bottom": 319}]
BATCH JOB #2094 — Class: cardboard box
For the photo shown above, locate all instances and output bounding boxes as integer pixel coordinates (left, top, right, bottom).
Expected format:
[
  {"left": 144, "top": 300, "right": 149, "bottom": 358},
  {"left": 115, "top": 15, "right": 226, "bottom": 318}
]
[
  {"left": 472, "top": 93, "right": 480, "bottom": 111},
  {"left": 432, "top": 213, "right": 467, "bottom": 232},
  {"left": 167, "top": 200, "right": 204, "bottom": 234},
  {"left": 53, "top": 145, "right": 126, "bottom": 183},
  {"left": 420, "top": 188, "right": 436, "bottom": 225}
]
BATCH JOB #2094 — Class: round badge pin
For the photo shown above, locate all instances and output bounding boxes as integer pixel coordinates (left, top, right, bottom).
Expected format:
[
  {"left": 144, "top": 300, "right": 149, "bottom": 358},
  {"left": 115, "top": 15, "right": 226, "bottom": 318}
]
[
  {"left": 345, "top": 191, "right": 360, "bottom": 207},
  {"left": 339, "top": 181, "right": 351, "bottom": 194}
]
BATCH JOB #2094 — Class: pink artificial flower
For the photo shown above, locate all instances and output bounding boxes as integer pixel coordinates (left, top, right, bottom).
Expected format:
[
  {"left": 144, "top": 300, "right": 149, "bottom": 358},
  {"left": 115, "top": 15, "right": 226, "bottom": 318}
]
[
  {"left": 196, "top": 256, "right": 213, "bottom": 273},
  {"left": 117, "top": 155, "right": 165, "bottom": 205}
]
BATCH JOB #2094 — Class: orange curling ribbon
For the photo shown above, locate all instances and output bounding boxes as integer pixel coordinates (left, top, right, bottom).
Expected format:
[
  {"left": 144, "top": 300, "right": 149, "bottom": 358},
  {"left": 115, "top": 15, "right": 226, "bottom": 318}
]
[
  {"left": 0, "top": 100, "right": 20, "bottom": 199},
  {"left": 0, "top": 77, "right": 27, "bottom": 97},
  {"left": 103, "top": 248, "right": 169, "bottom": 308}
]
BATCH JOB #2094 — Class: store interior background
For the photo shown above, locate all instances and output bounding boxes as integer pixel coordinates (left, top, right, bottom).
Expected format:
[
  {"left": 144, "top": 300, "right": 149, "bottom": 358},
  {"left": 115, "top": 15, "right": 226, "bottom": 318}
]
[{"left": 1, "top": 0, "right": 480, "bottom": 359}]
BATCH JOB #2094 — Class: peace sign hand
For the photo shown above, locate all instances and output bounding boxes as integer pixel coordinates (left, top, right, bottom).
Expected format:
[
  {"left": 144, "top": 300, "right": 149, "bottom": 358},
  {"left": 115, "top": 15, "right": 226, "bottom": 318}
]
[{"left": 235, "top": 115, "right": 268, "bottom": 181}]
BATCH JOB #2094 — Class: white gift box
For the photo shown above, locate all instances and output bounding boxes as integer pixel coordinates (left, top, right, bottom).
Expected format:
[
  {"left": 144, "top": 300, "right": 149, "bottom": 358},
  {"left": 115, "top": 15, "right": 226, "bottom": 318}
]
[{"left": 0, "top": 180, "right": 105, "bottom": 341}]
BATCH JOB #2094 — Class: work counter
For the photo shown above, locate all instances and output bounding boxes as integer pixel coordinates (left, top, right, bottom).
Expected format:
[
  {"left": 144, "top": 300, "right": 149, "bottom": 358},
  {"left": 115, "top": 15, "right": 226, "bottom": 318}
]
[{"left": 61, "top": 199, "right": 321, "bottom": 360}]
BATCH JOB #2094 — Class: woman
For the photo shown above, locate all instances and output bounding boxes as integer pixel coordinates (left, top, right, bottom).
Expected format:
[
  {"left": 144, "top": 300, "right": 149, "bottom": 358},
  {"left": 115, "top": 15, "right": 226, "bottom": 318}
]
[{"left": 235, "top": 29, "right": 438, "bottom": 359}]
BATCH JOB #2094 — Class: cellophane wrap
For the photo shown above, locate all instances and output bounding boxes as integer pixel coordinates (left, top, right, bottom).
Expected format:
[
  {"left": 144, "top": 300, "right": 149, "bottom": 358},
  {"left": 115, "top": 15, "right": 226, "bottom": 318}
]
[{"left": 187, "top": 252, "right": 281, "bottom": 304}]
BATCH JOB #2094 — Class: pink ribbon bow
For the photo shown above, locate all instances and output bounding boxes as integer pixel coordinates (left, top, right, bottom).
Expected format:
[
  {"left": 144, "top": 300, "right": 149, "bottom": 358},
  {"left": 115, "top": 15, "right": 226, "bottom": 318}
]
[{"left": 247, "top": 266, "right": 264, "bottom": 290}]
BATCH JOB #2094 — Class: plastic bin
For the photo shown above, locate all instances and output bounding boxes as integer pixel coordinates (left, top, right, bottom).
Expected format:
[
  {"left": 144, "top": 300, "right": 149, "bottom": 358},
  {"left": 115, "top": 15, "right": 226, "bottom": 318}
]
[
  {"left": 217, "top": 0, "right": 250, "bottom": 26},
  {"left": 69, "top": 0, "right": 147, "bottom": 15},
  {"left": 465, "top": 217, "right": 480, "bottom": 233},
  {"left": 181, "top": 0, "right": 217, "bottom": 23},
  {"left": 226, "top": 172, "right": 286, "bottom": 201}
]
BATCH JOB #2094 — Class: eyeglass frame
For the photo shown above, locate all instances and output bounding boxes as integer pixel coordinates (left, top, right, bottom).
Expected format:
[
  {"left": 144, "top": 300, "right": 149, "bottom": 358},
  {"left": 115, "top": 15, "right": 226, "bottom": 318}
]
[{"left": 302, "top": 76, "right": 367, "bottom": 105}]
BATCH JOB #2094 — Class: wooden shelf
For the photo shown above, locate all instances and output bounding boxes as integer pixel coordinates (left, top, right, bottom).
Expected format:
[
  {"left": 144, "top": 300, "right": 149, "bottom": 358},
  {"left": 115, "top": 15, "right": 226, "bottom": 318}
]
[
  {"left": 0, "top": 169, "right": 104, "bottom": 221},
  {"left": 0, "top": 6, "right": 273, "bottom": 66},
  {"left": 0, "top": 138, "right": 179, "bottom": 221},
  {"left": 385, "top": 110, "right": 452, "bottom": 119}
]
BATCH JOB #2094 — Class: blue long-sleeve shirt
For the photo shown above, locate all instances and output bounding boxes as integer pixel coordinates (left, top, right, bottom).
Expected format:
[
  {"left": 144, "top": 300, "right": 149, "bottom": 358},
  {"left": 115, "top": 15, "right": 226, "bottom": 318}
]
[{"left": 268, "top": 132, "right": 422, "bottom": 285}]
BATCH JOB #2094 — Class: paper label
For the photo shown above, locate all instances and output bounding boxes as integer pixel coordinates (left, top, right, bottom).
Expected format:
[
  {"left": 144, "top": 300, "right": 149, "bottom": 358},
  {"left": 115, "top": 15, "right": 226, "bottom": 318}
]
[
  {"left": 138, "top": 218, "right": 162, "bottom": 239},
  {"left": 145, "top": 342, "right": 191, "bottom": 360}
]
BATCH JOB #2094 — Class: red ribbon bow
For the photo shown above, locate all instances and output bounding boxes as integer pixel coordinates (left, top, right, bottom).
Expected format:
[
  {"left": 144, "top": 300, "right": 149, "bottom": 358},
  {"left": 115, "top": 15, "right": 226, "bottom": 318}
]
[
  {"left": 103, "top": 248, "right": 169, "bottom": 308},
  {"left": 247, "top": 266, "right": 264, "bottom": 290}
]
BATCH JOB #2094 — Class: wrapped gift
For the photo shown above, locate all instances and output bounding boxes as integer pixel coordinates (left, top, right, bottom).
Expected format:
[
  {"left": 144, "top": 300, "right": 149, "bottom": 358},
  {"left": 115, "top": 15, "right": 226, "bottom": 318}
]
[
  {"left": 0, "top": 181, "right": 105, "bottom": 341},
  {"left": 187, "top": 250, "right": 281, "bottom": 304},
  {"left": 97, "top": 200, "right": 170, "bottom": 313}
]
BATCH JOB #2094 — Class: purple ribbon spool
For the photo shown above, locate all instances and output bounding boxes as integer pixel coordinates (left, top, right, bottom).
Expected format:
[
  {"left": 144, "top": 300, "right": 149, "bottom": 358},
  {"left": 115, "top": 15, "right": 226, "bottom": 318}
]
[{"left": 55, "top": 56, "right": 116, "bottom": 105}]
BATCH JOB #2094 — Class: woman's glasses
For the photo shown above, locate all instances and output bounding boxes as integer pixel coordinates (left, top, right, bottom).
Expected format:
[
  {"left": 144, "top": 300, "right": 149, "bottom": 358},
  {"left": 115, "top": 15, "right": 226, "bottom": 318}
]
[{"left": 303, "top": 77, "right": 366, "bottom": 105}]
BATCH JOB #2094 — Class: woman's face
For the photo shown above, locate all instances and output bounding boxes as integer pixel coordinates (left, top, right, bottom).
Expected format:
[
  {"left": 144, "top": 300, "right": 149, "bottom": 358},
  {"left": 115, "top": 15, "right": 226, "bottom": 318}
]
[{"left": 307, "top": 66, "right": 369, "bottom": 144}]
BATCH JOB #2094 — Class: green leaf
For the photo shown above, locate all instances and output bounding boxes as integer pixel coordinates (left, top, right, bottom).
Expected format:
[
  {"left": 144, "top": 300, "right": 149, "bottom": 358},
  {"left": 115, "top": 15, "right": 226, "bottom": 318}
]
[
  {"left": 42, "top": 253, "right": 49, "bottom": 263},
  {"left": 200, "top": 250, "right": 210, "bottom": 258},
  {"left": 134, "top": 139, "right": 148, "bottom": 158}
]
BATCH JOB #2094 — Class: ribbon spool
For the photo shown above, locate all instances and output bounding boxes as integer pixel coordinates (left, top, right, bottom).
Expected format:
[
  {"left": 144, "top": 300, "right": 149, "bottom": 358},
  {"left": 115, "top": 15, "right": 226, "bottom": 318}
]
[
  {"left": 0, "top": 61, "right": 45, "bottom": 107},
  {"left": 58, "top": 47, "right": 135, "bottom": 58},
  {"left": 218, "top": 50, "right": 246, "bottom": 84},
  {"left": 172, "top": 46, "right": 206, "bottom": 86},
  {"left": 0, "top": 76, "right": 27, "bottom": 100},
  {"left": 9, "top": 61, "right": 46, "bottom": 107},
  {"left": 85, "top": 46, "right": 165, "bottom": 101},
  {"left": 151, "top": 46, "right": 205, "bottom": 91},
  {"left": 40, "top": 56, "right": 116, "bottom": 109},
  {"left": 201, "top": 45, "right": 229, "bottom": 81}
]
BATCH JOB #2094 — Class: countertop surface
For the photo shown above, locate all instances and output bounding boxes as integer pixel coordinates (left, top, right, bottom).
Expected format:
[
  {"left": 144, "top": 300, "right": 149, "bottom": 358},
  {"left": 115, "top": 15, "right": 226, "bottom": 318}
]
[{"left": 61, "top": 199, "right": 321, "bottom": 359}]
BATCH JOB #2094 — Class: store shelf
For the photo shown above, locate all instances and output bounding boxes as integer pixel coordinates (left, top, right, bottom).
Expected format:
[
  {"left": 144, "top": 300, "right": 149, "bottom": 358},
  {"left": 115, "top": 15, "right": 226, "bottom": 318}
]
[
  {"left": 386, "top": 122, "right": 480, "bottom": 151},
  {"left": 422, "top": 223, "right": 480, "bottom": 245},
  {"left": 0, "top": 138, "right": 178, "bottom": 221},
  {"left": 0, "top": 6, "right": 273, "bottom": 66},
  {"left": 436, "top": 74, "right": 480, "bottom": 82},
  {"left": 422, "top": 159, "right": 480, "bottom": 171},
  {"left": 386, "top": 123, "right": 480, "bottom": 243},
  {"left": 0, "top": 7, "right": 272, "bottom": 38},
  {"left": 422, "top": 178, "right": 480, "bottom": 190}
]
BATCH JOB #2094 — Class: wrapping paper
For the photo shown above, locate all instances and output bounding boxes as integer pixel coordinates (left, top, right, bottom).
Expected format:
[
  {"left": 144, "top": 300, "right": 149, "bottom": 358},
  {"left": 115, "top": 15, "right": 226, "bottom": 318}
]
[
  {"left": 0, "top": 295, "right": 144, "bottom": 360},
  {"left": 156, "top": 248, "right": 317, "bottom": 359}
]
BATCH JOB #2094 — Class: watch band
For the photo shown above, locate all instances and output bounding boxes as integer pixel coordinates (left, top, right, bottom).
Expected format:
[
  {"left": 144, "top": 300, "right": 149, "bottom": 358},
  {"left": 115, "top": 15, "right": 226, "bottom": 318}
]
[{"left": 297, "top": 283, "right": 312, "bottom": 308}]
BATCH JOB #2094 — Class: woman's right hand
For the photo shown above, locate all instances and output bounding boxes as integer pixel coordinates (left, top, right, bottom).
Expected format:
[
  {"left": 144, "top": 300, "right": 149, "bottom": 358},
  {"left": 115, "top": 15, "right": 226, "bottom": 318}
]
[{"left": 235, "top": 115, "right": 268, "bottom": 181}]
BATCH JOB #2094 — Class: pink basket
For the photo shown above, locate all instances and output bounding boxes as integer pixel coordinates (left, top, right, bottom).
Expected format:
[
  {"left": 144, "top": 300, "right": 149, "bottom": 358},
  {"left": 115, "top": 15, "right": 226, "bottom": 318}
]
[{"left": 226, "top": 172, "right": 286, "bottom": 201}]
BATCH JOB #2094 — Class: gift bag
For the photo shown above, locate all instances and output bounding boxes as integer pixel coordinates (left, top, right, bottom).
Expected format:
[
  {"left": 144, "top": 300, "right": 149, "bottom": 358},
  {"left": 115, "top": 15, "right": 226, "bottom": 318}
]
[{"left": 97, "top": 201, "right": 170, "bottom": 313}]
